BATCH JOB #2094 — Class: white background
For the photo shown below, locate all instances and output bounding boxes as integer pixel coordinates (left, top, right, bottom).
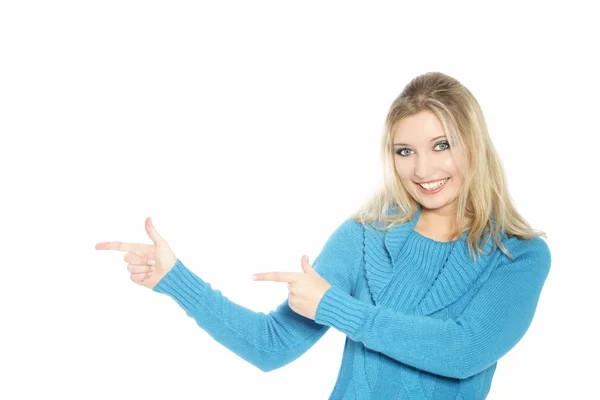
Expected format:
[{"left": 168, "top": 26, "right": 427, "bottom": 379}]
[{"left": 1, "top": 1, "right": 597, "bottom": 399}]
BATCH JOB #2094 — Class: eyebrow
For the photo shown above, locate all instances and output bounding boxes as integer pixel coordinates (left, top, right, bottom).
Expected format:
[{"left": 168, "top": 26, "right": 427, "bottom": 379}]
[{"left": 393, "top": 135, "right": 447, "bottom": 147}]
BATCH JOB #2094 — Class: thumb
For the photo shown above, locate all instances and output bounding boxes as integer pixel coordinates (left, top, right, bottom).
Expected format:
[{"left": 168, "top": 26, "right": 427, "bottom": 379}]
[
  {"left": 145, "top": 217, "right": 165, "bottom": 244},
  {"left": 301, "top": 255, "right": 315, "bottom": 274}
]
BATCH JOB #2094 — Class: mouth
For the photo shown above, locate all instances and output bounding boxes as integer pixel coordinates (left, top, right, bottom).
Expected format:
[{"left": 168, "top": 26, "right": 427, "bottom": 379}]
[{"left": 415, "top": 177, "right": 450, "bottom": 194}]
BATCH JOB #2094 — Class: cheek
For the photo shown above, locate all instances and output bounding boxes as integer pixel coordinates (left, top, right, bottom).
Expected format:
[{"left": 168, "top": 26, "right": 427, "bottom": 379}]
[
  {"left": 398, "top": 176, "right": 417, "bottom": 192},
  {"left": 442, "top": 162, "right": 463, "bottom": 182},
  {"left": 394, "top": 165, "right": 411, "bottom": 183},
  {"left": 445, "top": 176, "right": 464, "bottom": 195},
  {"left": 394, "top": 158, "right": 410, "bottom": 173},
  {"left": 442, "top": 157, "right": 457, "bottom": 170}
]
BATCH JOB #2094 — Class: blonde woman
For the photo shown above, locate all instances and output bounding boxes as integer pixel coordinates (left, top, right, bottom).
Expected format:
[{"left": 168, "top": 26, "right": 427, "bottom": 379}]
[{"left": 96, "top": 72, "right": 551, "bottom": 399}]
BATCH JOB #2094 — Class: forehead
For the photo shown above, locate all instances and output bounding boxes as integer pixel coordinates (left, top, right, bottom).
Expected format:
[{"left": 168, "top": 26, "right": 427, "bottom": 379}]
[{"left": 393, "top": 110, "right": 445, "bottom": 143}]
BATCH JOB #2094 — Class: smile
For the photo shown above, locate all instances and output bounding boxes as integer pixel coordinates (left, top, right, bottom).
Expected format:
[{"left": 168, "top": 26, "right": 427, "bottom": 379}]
[{"left": 416, "top": 177, "right": 450, "bottom": 194}]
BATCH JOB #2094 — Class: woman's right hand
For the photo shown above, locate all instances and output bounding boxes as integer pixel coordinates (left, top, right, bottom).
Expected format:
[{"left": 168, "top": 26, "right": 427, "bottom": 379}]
[{"left": 95, "top": 217, "right": 177, "bottom": 289}]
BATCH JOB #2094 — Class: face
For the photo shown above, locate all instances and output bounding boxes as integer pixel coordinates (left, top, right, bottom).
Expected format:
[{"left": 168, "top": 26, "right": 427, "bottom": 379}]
[{"left": 392, "top": 110, "right": 464, "bottom": 214}]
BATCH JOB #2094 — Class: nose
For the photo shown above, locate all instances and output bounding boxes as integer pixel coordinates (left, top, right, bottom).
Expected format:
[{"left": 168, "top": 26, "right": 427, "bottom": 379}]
[{"left": 414, "top": 153, "right": 437, "bottom": 181}]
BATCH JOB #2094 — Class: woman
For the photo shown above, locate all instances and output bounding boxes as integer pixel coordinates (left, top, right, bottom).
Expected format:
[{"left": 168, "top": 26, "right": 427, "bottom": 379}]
[{"left": 96, "top": 72, "right": 551, "bottom": 399}]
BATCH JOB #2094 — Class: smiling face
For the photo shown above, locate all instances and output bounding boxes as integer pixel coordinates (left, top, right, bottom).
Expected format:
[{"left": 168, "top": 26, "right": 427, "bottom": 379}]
[{"left": 393, "top": 110, "right": 465, "bottom": 214}]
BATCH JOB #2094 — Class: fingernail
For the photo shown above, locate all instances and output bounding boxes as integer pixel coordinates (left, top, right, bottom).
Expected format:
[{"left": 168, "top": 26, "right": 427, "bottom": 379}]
[
  {"left": 148, "top": 259, "right": 155, "bottom": 266},
  {"left": 252, "top": 274, "right": 257, "bottom": 280}
]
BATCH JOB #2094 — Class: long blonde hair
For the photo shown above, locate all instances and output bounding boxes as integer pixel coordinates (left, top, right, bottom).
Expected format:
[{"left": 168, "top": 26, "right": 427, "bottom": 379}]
[{"left": 350, "top": 72, "right": 547, "bottom": 263}]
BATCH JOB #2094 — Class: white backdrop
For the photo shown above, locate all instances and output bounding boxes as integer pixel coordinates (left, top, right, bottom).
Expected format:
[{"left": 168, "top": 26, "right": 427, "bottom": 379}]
[{"left": 1, "top": 1, "right": 597, "bottom": 399}]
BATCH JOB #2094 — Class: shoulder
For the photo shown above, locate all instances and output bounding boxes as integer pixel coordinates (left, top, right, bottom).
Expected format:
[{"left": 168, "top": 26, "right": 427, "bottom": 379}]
[
  {"left": 314, "top": 218, "right": 366, "bottom": 267},
  {"left": 503, "top": 235, "right": 550, "bottom": 260},
  {"left": 323, "top": 218, "right": 365, "bottom": 249},
  {"left": 499, "top": 235, "right": 551, "bottom": 273},
  {"left": 338, "top": 217, "right": 365, "bottom": 235},
  {"left": 312, "top": 218, "right": 365, "bottom": 289}
]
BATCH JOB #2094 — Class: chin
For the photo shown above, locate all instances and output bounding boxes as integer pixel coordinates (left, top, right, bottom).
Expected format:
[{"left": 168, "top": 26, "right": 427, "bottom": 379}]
[
  {"left": 422, "top": 196, "right": 459, "bottom": 209},
  {"left": 419, "top": 201, "right": 446, "bottom": 211}
]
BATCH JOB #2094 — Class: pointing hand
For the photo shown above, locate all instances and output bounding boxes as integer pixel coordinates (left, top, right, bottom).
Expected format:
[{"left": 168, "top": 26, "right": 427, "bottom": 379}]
[
  {"left": 95, "top": 217, "right": 177, "bottom": 289},
  {"left": 252, "top": 256, "right": 332, "bottom": 320}
]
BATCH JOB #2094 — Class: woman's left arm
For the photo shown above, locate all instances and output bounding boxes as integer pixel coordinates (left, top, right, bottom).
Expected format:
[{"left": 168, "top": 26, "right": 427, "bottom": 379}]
[{"left": 314, "top": 237, "right": 552, "bottom": 380}]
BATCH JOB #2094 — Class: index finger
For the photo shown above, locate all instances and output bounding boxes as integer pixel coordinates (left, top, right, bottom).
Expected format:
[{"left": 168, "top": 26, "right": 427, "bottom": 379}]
[
  {"left": 252, "top": 272, "right": 302, "bottom": 282},
  {"left": 95, "top": 242, "right": 147, "bottom": 253}
]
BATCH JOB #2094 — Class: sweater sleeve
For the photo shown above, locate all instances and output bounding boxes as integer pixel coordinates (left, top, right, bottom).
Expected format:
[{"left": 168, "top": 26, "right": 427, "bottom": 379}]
[
  {"left": 314, "top": 236, "right": 551, "bottom": 380},
  {"left": 152, "top": 218, "right": 364, "bottom": 372}
]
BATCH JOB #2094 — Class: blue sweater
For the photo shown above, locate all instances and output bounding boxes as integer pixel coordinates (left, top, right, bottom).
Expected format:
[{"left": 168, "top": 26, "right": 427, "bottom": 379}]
[{"left": 152, "top": 205, "right": 551, "bottom": 399}]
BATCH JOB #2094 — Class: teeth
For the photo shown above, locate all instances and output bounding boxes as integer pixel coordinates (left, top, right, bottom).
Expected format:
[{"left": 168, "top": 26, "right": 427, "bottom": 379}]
[{"left": 419, "top": 178, "right": 448, "bottom": 190}]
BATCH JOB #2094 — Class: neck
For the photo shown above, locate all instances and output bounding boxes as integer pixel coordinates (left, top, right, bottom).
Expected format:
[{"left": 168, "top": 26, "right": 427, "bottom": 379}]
[{"left": 418, "top": 204, "right": 470, "bottom": 237}]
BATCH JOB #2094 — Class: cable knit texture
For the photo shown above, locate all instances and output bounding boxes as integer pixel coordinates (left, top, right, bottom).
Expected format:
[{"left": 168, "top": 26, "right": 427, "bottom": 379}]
[{"left": 153, "top": 205, "right": 551, "bottom": 399}]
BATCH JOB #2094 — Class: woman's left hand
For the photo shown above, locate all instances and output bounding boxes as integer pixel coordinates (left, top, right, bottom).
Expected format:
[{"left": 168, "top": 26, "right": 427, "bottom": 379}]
[{"left": 252, "top": 255, "right": 332, "bottom": 320}]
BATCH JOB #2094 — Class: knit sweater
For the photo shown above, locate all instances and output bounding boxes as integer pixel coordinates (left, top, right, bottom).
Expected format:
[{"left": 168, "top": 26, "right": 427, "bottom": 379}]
[{"left": 152, "top": 205, "right": 551, "bottom": 399}]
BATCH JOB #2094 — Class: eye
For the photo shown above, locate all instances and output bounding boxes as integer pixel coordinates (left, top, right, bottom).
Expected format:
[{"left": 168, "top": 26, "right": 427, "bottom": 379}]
[
  {"left": 395, "top": 148, "right": 411, "bottom": 157},
  {"left": 395, "top": 141, "right": 450, "bottom": 157},
  {"left": 435, "top": 141, "right": 450, "bottom": 151}
]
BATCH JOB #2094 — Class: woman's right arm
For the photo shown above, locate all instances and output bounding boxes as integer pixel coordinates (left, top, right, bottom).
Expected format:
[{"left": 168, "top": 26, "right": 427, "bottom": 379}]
[{"left": 152, "top": 218, "right": 364, "bottom": 372}]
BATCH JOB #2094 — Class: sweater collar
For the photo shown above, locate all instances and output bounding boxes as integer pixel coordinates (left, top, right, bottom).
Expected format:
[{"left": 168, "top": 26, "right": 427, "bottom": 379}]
[{"left": 363, "top": 204, "right": 502, "bottom": 315}]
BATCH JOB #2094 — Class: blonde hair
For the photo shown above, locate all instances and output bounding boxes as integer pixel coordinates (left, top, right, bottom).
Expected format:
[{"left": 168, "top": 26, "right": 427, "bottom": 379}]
[{"left": 350, "top": 72, "right": 547, "bottom": 262}]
